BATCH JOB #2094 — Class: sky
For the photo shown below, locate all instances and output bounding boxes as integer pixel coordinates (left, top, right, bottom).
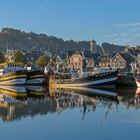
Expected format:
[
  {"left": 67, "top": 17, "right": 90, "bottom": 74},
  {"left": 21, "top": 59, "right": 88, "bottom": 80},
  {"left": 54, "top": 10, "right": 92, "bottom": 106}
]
[{"left": 0, "top": 0, "right": 140, "bottom": 45}]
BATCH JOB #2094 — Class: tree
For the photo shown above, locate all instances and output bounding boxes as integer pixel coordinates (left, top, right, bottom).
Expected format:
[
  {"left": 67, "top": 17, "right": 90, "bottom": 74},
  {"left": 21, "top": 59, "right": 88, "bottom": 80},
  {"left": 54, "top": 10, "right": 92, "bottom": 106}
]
[
  {"left": 0, "top": 52, "right": 5, "bottom": 63},
  {"left": 36, "top": 55, "right": 50, "bottom": 68},
  {"left": 12, "top": 50, "right": 27, "bottom": 64}
]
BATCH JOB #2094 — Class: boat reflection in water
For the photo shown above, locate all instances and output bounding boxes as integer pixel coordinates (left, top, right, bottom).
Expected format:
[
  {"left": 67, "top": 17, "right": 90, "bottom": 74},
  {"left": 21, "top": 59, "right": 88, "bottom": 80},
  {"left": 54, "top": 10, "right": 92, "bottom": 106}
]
[
  {"left": 26, "top": 86, "right": 47, "bottom": 97},
  {"left": 0, "top": 86, "right": 27, "bottom": 97},
  {"left": 0, "top": 85, "right": 139, "bottom": 122},
  {"left": 117, "top": 87, "right": 140, "bottom": 109},
  {"left": 0, "top": 86, "right": 27, "bottom": 121}
]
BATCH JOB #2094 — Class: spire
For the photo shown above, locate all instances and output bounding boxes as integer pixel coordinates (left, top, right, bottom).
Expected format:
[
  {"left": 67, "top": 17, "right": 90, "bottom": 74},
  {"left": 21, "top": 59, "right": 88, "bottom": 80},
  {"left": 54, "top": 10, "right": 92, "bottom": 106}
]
[{"left": 89, "top": 38, "right": 96, "bottom": 53}]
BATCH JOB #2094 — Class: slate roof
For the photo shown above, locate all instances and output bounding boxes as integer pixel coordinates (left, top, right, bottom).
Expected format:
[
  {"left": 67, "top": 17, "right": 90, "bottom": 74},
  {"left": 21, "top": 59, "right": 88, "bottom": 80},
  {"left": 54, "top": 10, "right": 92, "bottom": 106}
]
[
  {"left": 119, "top": 52, "right": 136, "bottom": 62},
  {"left": 68, "top": 50, "right": 99, "bottom": 63},
  {"left": 68, "top": 51, "right": 82, "bottom": 57},
  {"left": 128, "top": 49, "right": 140, "bottom": 57}
]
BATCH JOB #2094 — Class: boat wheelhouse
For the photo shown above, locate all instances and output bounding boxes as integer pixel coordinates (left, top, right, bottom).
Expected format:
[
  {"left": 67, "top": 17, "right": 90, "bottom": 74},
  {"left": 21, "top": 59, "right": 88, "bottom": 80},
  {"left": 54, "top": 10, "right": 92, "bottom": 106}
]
[
  {"left": 26, "top": 66, "right": 44, "bottom": 85},
  {"left": 0, "top": 62, "right": 27, "bottom": 85}
]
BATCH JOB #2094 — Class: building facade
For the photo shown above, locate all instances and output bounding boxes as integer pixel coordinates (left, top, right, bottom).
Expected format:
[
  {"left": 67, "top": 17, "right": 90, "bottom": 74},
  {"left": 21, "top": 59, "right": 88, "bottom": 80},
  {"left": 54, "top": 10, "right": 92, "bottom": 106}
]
[{"left": 68, "top": 51, "right": 83, "bottom": 69}]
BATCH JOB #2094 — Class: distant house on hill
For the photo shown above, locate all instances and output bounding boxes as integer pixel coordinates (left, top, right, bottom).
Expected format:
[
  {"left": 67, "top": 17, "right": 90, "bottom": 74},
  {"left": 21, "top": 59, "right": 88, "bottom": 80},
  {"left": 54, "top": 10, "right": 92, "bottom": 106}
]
[
  {"left": 27, "top": 50, "right": 51, "bottom": 65},
  {"left": 27, "top": 53, "right": 37, "bottom": 64},
  {"left": 5, "top": 49, "right": 26, "bottom": 62}
]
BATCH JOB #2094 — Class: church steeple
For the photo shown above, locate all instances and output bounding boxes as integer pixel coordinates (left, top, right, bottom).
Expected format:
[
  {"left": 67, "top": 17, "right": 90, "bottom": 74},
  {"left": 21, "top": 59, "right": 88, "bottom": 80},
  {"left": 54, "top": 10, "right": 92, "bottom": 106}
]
[{"left": 89, "top": 39, "right": 96, "bottom": 52}]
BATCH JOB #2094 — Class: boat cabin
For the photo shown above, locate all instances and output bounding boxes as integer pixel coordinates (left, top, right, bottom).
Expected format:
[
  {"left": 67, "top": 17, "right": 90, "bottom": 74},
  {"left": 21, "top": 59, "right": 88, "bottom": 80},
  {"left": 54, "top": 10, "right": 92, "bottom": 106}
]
[{"left": 0, "top": 62, "right": 25, "bottom": 75}]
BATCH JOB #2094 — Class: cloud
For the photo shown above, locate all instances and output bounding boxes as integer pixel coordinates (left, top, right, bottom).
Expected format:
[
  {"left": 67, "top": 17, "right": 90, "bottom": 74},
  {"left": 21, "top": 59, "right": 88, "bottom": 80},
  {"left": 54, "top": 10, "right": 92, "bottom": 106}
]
[
  {"left": 128, "top": 27, "right": 140, "bottom": 32},
  {"left": 103, "top": 22, "right": 140, "bottom": 45},
  {"left": 104, "top": 33, "right": 120, "bottom": 38},
  {"left": 38, "top": 1, "right": 48, "bottom": 9},
  {"left": 115, "top": 22, "right": 140, "bottom": 27},
  {"left": 103, "top": 31, "right": 140, "bottom": 45}
]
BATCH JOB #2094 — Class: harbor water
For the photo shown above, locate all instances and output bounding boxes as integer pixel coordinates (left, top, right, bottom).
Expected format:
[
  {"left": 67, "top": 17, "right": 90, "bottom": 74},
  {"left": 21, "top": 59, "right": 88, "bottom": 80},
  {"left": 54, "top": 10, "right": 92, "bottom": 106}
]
[{"left": 0, "top": 86, "right": 140, "bottom": 140}]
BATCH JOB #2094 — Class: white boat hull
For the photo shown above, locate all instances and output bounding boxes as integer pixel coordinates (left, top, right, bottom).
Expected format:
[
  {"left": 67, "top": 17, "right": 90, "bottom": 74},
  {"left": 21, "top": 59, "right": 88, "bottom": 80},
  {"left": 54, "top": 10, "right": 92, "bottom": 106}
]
[{"left": 50, "top": 77, "right": 117, "bottom": 88}]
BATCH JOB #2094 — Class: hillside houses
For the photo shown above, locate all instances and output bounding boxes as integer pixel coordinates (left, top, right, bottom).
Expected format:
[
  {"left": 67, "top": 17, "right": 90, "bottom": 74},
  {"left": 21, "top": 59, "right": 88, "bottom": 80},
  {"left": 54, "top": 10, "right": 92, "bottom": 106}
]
[
  {"left": 26, "top": 50, "right": 44, "bottom": 65},
  {"left": 5, "top": 49, "right": 26, "bottom": 62},
  {"left": 1, "top": 45, "right": 140, "bottom": 71},
  {"left": 99, "top": 47, "right": 139, "bottom": 69}
]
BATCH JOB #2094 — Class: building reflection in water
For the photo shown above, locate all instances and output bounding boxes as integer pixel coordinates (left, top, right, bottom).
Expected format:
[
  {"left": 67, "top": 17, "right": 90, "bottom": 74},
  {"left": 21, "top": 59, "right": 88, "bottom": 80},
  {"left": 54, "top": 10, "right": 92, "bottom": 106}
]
[{"left": 0, "top": 85, "right": 139, "bottom": 122}]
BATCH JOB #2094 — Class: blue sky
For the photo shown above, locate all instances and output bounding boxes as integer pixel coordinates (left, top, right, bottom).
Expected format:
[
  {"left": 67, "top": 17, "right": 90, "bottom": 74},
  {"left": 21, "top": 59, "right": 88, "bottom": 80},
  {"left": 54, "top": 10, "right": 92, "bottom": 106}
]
[{"left": 0, "top": 0, "right": 140, "bottom": 45}]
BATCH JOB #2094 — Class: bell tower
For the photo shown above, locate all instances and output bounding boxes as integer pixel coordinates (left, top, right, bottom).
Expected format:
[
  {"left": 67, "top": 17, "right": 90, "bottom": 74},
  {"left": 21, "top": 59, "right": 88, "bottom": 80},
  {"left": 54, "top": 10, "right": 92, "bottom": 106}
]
[{"left": 89, "top": 39, "right": 96, "bottom": 52}]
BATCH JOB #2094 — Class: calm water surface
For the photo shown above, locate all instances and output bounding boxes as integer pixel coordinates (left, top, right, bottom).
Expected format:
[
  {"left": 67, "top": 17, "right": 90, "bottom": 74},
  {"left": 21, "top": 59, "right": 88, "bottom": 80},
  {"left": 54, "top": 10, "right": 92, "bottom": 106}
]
[{"left": 0, "top": 86, "right": 140, "bottom": 140}]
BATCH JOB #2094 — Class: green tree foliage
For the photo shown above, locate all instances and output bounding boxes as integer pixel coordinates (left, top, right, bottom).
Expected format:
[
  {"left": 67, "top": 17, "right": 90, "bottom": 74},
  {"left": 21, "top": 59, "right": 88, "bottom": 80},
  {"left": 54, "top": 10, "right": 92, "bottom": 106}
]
[
  {"left": 12, "top": 50, "right": 27, "bottom": 64},
  {"left": 0, "top": 28, "right": 96, "bottom": 53},
  {"left": 36, "top": 55, "right": 50, "bottom": 68},
  {"left": 0, "top": 52, "right": 5, "bottom": 63}
]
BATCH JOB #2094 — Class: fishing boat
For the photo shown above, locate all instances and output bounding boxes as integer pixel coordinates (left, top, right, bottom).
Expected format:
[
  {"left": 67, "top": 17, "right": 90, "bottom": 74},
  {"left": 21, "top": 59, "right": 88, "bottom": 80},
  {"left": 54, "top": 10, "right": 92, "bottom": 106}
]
[
  {"left": 49, "top": 69, "right": 118, "bottom": 88},
  {"left": 0, "top": 62, "right": 27, "bottom": 85},
  {"left": 26, "top": 66, "right": 44, "bottom": 85}
]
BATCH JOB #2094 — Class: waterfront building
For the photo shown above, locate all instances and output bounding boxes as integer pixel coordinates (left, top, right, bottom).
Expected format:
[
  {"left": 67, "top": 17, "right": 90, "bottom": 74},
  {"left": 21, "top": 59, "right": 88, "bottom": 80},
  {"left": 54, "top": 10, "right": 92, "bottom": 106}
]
[
  {"left": 83, "top": 50, "right": 99, "bottom": 67},
  {"left": 99, "top": 55, "right": 112, "bottom": 68},
  {"left": 68, "top": 51, "right": 83, "bottom": 69},
  {"left": 86, "top": 58, "right": 94, "bottom": 68},
  {"left": 124, "top": 46, "right": 140, "bottom": 59},
  {"left": 111, "top": 52, "right": 136, "bottom": 69},
  {"left": 53, "top": 55, "right": 64, "bottom": 70},
  {"left": 44, "top": 58, "right": 56, "bottom": 73},
  {"left": 67, "top": 49, "right": 99, "bottom": 69},
  {"left": 137, "top": 54, "right": 140, "bottom": 65}
]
